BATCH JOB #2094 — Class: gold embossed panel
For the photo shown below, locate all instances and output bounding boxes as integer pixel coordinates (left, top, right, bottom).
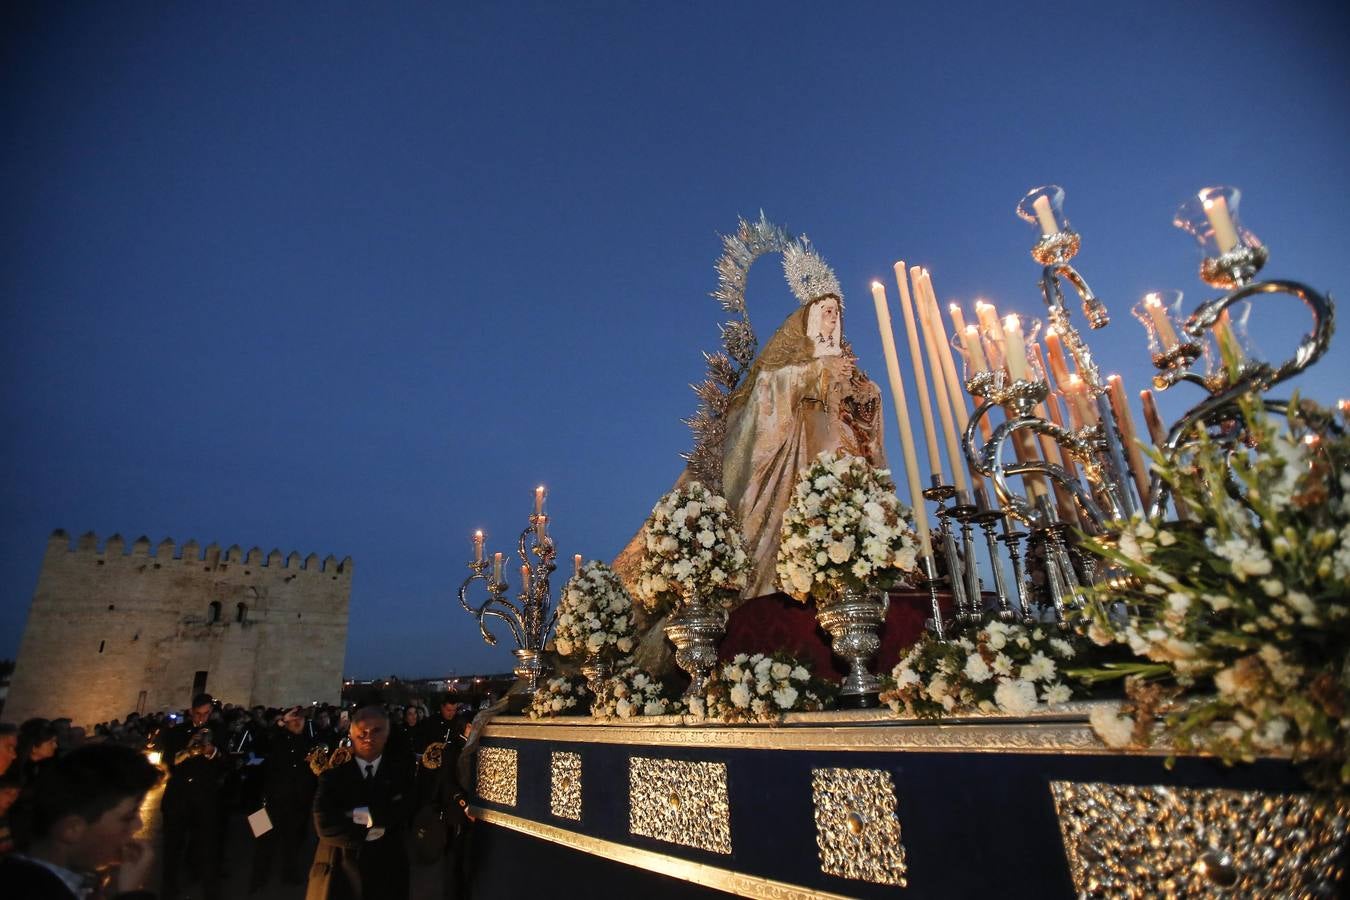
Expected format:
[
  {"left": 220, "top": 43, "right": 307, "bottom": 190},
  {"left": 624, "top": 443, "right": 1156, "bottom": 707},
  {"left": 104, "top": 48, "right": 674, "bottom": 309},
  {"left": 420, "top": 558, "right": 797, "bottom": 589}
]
[
  {"left": 476, "top": 747, "right": 518, "bottom": 807},
  {"left": 550, "top": 751, "right": 582, "bottom": 821},
  {"left": 810, "top": 767, "right": 908, "bottom": 887},
  {"left": 1050, "top": 782, "right": 1350, "bottom": 898},
  {"left": 628, "top": 757, "right": 732, "bottom": 855}
]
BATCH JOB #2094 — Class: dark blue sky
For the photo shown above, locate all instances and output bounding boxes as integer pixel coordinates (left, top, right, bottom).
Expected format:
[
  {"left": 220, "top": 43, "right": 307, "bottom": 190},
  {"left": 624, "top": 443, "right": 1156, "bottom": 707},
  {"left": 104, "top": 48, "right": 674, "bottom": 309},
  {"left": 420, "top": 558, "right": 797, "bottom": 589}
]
[{"left": 3, "top": 2, "right": 1347, "bottom": 678}]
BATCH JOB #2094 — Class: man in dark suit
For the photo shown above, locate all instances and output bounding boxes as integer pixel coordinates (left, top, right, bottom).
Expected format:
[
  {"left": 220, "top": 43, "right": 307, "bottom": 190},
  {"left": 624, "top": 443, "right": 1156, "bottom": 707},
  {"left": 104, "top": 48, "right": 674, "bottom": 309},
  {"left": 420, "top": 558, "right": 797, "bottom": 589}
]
[
  {"left": 306, "top": 706, "right": 415, "bottom": 900},
  {"left": 0, "top": 743, "right": 161, "bottom": 899},
  {"left": 158, "top": 693, "right": 229, "bottom": 900},
  {"left": 250, "top": 706, "right": 319, "bottom": 891}
]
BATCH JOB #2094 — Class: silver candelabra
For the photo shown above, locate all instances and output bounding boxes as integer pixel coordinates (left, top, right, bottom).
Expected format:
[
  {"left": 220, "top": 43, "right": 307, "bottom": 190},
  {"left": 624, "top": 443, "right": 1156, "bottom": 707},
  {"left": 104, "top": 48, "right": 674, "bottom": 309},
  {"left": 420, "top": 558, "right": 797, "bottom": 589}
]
[{"left": 458, "top": 511, "right": 559, "bottom": 696}]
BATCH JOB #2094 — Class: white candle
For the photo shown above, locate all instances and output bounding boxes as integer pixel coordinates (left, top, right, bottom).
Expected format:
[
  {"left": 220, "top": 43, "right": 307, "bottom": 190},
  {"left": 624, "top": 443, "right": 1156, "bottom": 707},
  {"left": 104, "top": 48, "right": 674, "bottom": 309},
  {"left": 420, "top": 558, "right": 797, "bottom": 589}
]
[
  {"left": 534, "top": 485, "right": 546, "bottom": 516},
  {"left": 893, "top": 262, "right": 943, "bottom": 482},
  {"left": 974, "top": 299, "right": 1001, "bottom": 335},
  {"left": 912, "top": 267, "right": 968, "bottom": 495},
  {"left": 535, "top": 514, "right": 547, "bottom": 543},
  {"left": 962, "top": 325, "right": 989, "bottom": 373},
  {"left": 492, "top": 552, "right": 503, "bottom": 584},
  {"left": 521, "top": 564, "right": 531, "bottom": 594},
  {"left": 948, "top": 303, "right": 968, "bottom": 340},
  {"left": 1143, "top": 293, "right": 1180, "bottom": 348},
  {"left": 1032, "top": 194, "right": 1058, "bottom": 236},
  {"left": 921, "top": 273, "right": 973, "bottom": 440},
  {"left": 573, "top": 553, "right": 582, "bottom": 578},
  {"left": 1107, "top": 374, "right": 1149, "bottom": 505},
  {"left": 473, "top": 530, "right": 484, "bottom": 563},
  {"left": 1002, "top": 314, "right": 1029, "bottom": 381},
  {"left": 870, "top": 280, "right": 934, "bottom": 558},
  {"left": 1203, "top": 195, "right": 1240, "bottom": 254},
  {"left": 1044, "top": 327, "right": 1072, "bottom": 388},
  {"left": 1064, "top": 374, "right": 1099, "bottom": 428}
]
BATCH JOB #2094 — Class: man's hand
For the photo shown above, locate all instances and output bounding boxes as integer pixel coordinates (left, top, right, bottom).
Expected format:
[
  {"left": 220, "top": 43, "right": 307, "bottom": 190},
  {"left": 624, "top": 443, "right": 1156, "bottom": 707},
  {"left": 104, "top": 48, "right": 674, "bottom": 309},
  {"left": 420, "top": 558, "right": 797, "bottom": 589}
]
[{"left": 114, "top": 841, "right": 155, "bottom": 894}]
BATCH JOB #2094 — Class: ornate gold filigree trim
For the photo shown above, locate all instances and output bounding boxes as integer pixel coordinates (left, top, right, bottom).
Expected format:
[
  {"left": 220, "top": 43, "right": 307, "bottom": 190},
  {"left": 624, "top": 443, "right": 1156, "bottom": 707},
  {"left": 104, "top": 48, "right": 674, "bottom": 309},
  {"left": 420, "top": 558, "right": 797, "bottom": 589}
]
[
  {"left": 472, "top": 807, "right": 855, "bottom": 900},
  {"left": 550, "top": 751, "right": 581, "bottom": 821},
  {"left": 483, "top": 718, "right": 1130, "bottom": 755},
  {"left": 628, "top": 756, "right": 731, "bottom": 854},
  {"left": 811, "top": 767, "right": 908, "bottom": 886},
  {"left": 1050, "top": 781, "right": 1350, "bottom": 897},
  {"left": 476, "top": 746, "right": 518, "bottom": 806}
]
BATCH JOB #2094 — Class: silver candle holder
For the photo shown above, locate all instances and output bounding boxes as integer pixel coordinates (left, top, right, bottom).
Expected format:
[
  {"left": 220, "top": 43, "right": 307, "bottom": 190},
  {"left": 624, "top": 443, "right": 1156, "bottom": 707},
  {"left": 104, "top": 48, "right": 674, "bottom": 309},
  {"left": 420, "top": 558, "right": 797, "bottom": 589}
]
[
  {"left": 1142, "top": 186, "right": 1335, "bottom": 517},
  {"left": 459, "top": 511, "right": 559, "bottom": 696}
]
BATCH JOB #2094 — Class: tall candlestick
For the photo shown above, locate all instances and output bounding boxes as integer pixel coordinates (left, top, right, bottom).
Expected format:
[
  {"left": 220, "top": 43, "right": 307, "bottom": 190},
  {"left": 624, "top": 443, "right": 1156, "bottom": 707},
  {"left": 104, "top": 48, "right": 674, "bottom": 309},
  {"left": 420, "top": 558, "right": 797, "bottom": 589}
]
[
  {"left": 492, "top": 551, "right": 503, "bottom": 584},
  {"left": 1203, "top": 195, "right": 1240, "bottom": 254},
  {"left": 1143, "top": 293, "right": 1180, "bottom": 348},
  {"left": 1107, "top": 374, "right": 1149, "bottom": 505},
  {"left": 573, "top": 553, "right": 582, "bottom": 578},
  {"left": 1002, "top": 314, "right": 1029, "bottom": 381},
  {"left": 1044, "top": 327, "right": 1072, "bottom": 387},
  {"left": 473, "top": 529, "right": 484, "bottom": 562},
  {"left": 912, "top": 266, "right": 968, "bottom": 495},
  {"left": 1032, "top": 194, "right": 1058, "bottom": 236},
  {"left": 870, "top": 280, "right": 934, "bottom": 558},
  {"left": 893, "top": 261, "right": 943, "bottom": 482},
  {"left": 534, "top": 485, "right": 546, "bottom": 516}
]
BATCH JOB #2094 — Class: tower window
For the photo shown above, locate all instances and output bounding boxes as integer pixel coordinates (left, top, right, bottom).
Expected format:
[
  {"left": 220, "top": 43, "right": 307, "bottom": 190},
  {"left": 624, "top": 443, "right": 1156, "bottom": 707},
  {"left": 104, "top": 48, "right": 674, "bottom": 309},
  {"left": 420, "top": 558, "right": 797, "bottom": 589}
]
[
  {"left": 236, "top": 603, "right": 247, "bottom": 624},
  {"left": 98, "top": 640, "right": 105, "bottom": 653},
  {"left": 207, "top": 601, "right": 221, "bottom": 624}
]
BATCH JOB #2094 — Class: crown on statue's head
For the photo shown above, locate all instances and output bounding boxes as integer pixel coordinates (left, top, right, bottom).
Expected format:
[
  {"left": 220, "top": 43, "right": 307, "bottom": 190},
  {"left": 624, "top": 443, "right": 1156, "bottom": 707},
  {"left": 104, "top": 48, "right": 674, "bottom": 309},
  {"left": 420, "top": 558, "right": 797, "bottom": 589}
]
[{"left": 782, "top": 238, "right": 842, "bottom": 306}]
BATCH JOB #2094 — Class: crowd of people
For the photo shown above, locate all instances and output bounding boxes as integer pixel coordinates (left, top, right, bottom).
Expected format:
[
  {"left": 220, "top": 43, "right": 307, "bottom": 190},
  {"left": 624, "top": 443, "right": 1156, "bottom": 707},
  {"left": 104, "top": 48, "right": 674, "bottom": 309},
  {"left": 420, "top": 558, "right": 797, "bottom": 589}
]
[{"left": 0, "top": 693, "right": 487, "bottom": 900}]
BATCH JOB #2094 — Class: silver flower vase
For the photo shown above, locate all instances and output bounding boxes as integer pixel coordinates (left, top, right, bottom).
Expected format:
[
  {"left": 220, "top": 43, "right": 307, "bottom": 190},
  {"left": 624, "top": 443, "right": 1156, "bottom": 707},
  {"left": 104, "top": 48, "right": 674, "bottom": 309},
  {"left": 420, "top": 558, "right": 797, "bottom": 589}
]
[
  {"left": 579, "top": 653, "right": 612, "bottom": 698},
  {"left": 663, "top": 597, "right": 726, "bottom": 697},
  {"left": 513, "top": 647, "right": 545, "bottom": 696},
  {"left": 816, "top": 585, "right": 889, "bottom": 709}
]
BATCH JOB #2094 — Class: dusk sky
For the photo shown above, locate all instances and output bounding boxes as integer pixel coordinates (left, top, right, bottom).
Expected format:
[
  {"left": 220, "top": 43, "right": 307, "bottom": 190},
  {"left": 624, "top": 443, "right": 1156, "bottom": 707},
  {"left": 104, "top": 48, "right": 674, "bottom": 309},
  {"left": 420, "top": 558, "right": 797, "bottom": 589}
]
[{"left": 3, "top": 2, "right": 1347, "bottom": 679}]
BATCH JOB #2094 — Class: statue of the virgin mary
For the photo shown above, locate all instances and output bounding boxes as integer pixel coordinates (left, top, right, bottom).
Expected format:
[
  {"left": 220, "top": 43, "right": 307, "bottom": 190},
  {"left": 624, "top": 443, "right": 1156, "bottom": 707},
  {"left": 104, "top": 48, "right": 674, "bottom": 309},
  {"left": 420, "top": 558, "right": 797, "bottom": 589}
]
[
  {"left": 611, "top": 222, "right": 887, "bottom": 669},
  {"left": 721, "top": 289, "right": 887, "bottom": 598}
]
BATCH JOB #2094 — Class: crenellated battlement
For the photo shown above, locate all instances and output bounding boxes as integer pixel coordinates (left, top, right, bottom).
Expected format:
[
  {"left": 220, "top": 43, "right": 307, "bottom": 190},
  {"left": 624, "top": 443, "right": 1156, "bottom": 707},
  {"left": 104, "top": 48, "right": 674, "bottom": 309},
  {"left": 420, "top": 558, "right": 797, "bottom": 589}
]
[{"left": 46, "top": 528, "right": 353, "bottom": 574}]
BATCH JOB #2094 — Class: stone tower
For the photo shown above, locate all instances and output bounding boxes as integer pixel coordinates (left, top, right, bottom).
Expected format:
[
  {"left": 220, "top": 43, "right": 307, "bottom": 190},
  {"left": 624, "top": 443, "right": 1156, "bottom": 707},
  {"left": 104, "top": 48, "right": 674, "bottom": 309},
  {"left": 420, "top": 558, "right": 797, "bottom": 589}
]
[{"left": 5, "top": 529, "right": 352, "bottom": 727}]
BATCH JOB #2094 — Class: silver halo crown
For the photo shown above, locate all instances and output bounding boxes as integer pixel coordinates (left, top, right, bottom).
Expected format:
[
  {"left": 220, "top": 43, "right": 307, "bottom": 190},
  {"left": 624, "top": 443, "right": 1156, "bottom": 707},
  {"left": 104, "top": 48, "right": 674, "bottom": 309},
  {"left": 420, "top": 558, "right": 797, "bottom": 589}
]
[{"left": 782, "top": 238, "right": 843, "bottom": 306}]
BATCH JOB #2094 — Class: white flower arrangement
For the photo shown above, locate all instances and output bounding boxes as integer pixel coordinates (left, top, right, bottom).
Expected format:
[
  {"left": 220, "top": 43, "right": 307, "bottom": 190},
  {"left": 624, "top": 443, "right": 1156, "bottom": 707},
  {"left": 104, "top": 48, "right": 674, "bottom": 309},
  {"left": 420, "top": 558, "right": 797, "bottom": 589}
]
[
  {"left": 591, "top": 666, "right": 677, "bottom": 720},
  {"left": 1074, "top": 397, "right": 1350, "bottom": 787},
  {"left": 776, "top": 451, "right": 920, "bottom": 601},
  {"left": 879, "top": 621, "right": 1079, "bottom": 718},
  {"left": 554, "top": 561, "right": 637, "bottom": 662},
  {"left": 686, "top": 652, "right": 828, "bottom": 723},
  {"left": 634, "top": 482, "right": 751, "bottom": 613},
  {"left": 524, "top": 676, "right": 585, "bottom": 719}
]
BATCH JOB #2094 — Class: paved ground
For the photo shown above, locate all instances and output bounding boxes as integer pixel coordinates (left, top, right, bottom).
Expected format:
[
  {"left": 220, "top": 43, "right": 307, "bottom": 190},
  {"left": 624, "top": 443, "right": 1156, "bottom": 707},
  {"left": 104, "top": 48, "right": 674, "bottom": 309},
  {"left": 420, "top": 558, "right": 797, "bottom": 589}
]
[{"left": 136, "top": 782, "right": 445, "bottom": 899}]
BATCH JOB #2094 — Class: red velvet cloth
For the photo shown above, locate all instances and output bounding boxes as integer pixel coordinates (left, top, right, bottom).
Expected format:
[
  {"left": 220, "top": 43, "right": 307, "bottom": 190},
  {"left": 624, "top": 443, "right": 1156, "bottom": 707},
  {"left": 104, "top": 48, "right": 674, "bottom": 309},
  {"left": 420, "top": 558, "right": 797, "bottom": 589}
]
[{"left": 719, "top": 590, "right": 954, "bottom": 678}]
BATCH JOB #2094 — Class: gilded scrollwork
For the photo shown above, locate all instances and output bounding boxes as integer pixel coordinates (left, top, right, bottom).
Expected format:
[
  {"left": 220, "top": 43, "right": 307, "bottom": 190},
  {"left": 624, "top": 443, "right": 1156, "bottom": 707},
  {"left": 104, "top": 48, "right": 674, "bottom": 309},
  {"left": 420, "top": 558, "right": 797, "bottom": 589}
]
[
  {"left": 628, "top": 756, "right": 732, "bottom": 855},
  {"left": 1050, "top": 781, "right": 1349, "bottom": 898},
  {"left": 476, "top": 747, "right": 518, "bottom": 807},
  {"left": 550, "top": 751, "right": 581, "bottom": 821},
  {"left": 810, "top": 767, "right": 908, "bottom": 887}
]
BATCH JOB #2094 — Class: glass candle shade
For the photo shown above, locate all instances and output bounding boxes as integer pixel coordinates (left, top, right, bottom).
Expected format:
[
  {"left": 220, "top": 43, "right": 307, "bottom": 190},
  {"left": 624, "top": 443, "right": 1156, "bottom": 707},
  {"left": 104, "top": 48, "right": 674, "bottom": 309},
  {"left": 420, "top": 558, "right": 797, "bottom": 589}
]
[
  {"left": 1173, "top": 186, "right": 1261, "bottom": 259},
  {"left": 1017, "top": 185, "right": 1069, "bottom": 236},
  {"left": 1131, "top": 290, "right": 1195, "bottom": 363}
]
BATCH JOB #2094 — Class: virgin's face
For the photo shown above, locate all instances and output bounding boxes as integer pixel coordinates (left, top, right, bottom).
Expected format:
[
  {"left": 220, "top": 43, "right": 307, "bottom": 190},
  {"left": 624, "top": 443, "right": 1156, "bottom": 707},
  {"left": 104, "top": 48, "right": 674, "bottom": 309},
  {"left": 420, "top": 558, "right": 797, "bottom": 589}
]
[{"left": 818, "top": 299, "right": 839, "bottom": 333}]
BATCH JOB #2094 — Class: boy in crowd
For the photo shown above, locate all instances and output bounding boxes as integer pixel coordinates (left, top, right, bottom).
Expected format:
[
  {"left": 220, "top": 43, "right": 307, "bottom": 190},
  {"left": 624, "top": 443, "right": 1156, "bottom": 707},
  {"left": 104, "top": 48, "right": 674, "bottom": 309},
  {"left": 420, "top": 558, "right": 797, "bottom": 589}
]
[{"left": 0, "top": 743, "right": 161, "bottom": 899}]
